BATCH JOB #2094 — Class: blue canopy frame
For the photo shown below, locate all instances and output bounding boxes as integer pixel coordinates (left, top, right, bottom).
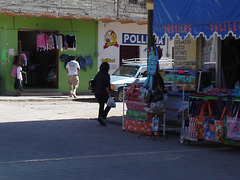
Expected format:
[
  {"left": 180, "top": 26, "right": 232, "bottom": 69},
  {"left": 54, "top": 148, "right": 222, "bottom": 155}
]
[{"left": 153, "top": 0, "right": 240, "bottom": 40}]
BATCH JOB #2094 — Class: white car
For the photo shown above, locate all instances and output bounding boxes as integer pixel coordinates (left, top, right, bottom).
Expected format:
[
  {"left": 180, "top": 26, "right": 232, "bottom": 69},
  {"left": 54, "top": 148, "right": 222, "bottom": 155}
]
[
  {"left": 110, "top": 62, "right": 148, "bottom": 101},
  {"left": 110, "top": 58, "right": 174, "bottom": 101}
]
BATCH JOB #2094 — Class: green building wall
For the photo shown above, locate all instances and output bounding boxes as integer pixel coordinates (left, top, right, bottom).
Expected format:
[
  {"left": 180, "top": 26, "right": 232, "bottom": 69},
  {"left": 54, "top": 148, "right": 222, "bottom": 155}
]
[{"left": 0, "top": 14, "right": 98, "bottom": 95}]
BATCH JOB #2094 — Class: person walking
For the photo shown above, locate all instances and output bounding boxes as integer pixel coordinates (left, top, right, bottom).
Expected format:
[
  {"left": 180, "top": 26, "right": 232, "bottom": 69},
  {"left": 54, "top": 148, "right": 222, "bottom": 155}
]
[
  {"left": 92, "top": 62, "right": 112, "bottom": 126},
  {"left": 65, "top": 56, "right": 80, "bottom": 98}
]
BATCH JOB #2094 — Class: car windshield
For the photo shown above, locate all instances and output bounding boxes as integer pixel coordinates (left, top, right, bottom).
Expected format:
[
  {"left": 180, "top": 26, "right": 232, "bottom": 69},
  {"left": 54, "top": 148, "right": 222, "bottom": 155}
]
[{"left": 112, "top": 65, "right": 139, "bottom": 77}]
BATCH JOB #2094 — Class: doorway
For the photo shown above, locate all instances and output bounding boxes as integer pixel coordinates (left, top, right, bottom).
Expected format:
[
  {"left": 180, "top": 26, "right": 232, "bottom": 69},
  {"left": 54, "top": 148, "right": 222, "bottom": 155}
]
[
  {"left": 18, "top": 30, "right": 59, "bottom": 89},
  {"left": 221, "top": 35, "right": 240, "bottom": 89},
  {"left": 120, "top": 45, "right": 139, "bottom": 66}
]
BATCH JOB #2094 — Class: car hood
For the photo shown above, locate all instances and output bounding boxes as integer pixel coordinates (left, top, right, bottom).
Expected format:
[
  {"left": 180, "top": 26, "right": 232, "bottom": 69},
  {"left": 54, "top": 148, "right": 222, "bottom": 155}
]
[{"left": 110, "top": 75, "right": 136, "bottom": 85}]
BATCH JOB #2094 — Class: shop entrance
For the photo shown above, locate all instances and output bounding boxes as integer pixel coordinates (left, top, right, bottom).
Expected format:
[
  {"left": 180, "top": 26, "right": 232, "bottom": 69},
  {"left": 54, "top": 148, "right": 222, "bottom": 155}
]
[
  {"left": 18, "top": 30, "right": 58, "bottom": 89},
  {"left": 119, "top": 45, "right": 139, "bottom": 66},
  {"left": 221, "top": 35, "right": 240, "bottom": 89}
]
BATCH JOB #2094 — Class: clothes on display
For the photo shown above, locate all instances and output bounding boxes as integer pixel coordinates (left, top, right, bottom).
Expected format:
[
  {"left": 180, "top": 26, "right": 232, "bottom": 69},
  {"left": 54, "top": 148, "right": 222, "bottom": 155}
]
[
  {"left": 36, "top": 33, "right": 48, "bottom": 51},
  {"left": 14, "top": 66, "right": 23, "bottom": 91},
  {"left": 60, "top": 54, "right": 93, "bottom": 71},
  {"left": 77, "top": 56, "right": 85, "bottom": 70},
  {"left": 66, "top": 34, "right": 76, "bottom": 49},
  {"left": 13, "top": 53, "right": 28, "bottom": 66},
  {"left": 85, "top": 55, "right": 93, "bottom": 69},
  {"left": 47, "top": 34, "right": 55, "bottom": 50},
  {"left": 36, "top": 33, "right": 76, "bottom": 51}
]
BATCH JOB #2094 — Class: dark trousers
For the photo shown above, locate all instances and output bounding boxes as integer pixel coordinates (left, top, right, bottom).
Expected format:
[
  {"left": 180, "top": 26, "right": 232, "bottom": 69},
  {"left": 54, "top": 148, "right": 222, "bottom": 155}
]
[{"left": 95, "top": 94, "right": 111, "bottom": 119}]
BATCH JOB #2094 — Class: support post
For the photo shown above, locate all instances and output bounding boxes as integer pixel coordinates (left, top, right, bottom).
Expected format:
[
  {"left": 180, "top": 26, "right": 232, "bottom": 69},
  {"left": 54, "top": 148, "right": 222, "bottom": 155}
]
[{"left": 147, "top": 0, "right": 154, "bottom": 49}]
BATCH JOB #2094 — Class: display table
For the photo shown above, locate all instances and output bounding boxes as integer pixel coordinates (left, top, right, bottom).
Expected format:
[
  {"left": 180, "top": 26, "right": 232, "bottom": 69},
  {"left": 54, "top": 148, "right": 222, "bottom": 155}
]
[
  {"left": 180, "top": 92, "right": 240, "bottom": 146},
  {"left": 122, "top": 83, "right": 166, "bottom": 137}
]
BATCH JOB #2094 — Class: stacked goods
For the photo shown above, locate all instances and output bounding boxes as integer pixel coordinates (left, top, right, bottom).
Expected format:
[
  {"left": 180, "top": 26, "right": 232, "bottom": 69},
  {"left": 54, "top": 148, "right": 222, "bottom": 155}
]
[
  {"left": 124, "top": 83, "right": 161, "bottom": 136},
  {"left": 163, "top": 70, "right": 197, "bottom": 92}
]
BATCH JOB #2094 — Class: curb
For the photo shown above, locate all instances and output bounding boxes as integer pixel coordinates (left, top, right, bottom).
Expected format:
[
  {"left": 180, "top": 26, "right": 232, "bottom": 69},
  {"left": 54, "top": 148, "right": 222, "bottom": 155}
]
[{"left": 0, "top": 95, "right": 96, "bottom": 102}]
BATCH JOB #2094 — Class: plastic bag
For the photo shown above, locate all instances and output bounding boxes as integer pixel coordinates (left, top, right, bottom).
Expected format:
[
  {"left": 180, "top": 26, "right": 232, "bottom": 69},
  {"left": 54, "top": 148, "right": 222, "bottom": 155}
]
[{"left": 106, "top": 97, "right": 116, "bottom": 108}]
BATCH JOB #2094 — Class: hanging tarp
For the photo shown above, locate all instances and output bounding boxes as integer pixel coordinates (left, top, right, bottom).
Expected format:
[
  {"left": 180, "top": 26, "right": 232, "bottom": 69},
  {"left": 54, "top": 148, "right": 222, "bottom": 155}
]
[{"left": 153, "top": 0, "right": 240, "bottom": 40}]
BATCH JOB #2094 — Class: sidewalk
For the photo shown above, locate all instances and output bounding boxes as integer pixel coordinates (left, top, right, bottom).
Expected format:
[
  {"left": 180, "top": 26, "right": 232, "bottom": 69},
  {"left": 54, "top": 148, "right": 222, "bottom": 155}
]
[
  {"left": 0, "top": 94, "right": 96, "bottom": 102},
  {"left": 0, "top": 94, "right": 124, "bottom": 126},
  {"left": 0, "top": 95, "right": 181, "bottom": 132}
]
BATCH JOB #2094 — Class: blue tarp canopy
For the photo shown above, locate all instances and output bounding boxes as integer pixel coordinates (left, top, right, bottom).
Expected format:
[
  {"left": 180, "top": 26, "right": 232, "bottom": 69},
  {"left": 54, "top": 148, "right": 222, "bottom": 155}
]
[{"left": 153, "top": 0, "right": 240, "bottom": 40}]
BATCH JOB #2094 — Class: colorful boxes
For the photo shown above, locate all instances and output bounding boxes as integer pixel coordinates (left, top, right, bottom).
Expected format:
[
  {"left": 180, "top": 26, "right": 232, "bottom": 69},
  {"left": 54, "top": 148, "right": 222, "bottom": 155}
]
[
  {"left": 163, "top": 72, "right": 197, "bottom": 92},
  {"left": 124, "top": 118, "right": 154, "bottom": 135},
  {"left": 126, "top": 100, "right": 148, "bottom": 111}
]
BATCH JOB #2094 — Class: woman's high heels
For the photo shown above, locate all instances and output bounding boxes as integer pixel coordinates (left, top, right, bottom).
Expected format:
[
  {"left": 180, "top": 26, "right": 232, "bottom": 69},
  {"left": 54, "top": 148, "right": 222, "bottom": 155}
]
[{"left": 98, "top": 118, "right": 107, "bottom": 126}]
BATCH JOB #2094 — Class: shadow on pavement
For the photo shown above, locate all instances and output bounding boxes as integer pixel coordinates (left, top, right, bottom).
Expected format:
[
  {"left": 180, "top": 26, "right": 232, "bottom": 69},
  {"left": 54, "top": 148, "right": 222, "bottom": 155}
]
[{"left": 72, "top": 98, "right": 97, "bottom": 103}]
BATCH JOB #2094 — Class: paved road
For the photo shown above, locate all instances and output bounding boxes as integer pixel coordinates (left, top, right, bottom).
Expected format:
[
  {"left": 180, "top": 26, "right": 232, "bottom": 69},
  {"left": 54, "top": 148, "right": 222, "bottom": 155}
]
[{"left": 0, "top": 96, "right": 239, "bottom": 180}]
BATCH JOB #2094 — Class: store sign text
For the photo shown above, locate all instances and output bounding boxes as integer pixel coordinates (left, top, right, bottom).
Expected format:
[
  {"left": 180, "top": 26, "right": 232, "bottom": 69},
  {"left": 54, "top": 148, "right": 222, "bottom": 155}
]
[
  {"left": 101, "top": 58, "right": 115, "bottom": 63},
  {"left": 122, "top": 33, "right": 165, "bottom": 45},
  {"left": 210, "top": 22, "right": 240, "bottom": 32},
  {"left": 162, "top": 25, "right": 192, "bottom": 34}
]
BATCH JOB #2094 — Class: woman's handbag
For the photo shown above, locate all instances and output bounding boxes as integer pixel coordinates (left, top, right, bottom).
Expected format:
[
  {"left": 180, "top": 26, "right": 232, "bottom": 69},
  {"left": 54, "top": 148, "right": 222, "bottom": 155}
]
[
  {"left": 196, "top": 101, "right": 212, "bottom": 139},
  {"left": 214, "top": 106, "right": 226, "bottom": 143},
  {"left": 106, "top": 97, "right": 116, "bottom": 108},
  {"left": 226, "top": 106, "right": 240, "bottom": 141},
  {"left": 204, "top": 117, "right": 215, "bottom": 141},
  {"left": 188, "top": 99, "right": 199, "bottom": 139}
]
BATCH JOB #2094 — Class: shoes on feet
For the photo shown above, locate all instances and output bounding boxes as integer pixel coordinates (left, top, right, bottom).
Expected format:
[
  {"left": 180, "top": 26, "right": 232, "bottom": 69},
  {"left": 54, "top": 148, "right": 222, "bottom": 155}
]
[
  {"left": 98, "top": 117, "right": 107, "bottom": 126},
  {"left": 72, "top": 93, "right": 77, "bottom": 98}
]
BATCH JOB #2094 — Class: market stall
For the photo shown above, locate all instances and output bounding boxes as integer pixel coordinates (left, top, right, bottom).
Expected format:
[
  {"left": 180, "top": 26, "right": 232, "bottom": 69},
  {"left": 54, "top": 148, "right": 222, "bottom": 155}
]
[
  {"left": 122, "top": 45, "right": 167, "bottom": 137},
  {"left": 152, "top": 0, "right": 240, "bottom": 144},
  {"left": 180, "top": 90, "right": 240, "bottom": 146}
]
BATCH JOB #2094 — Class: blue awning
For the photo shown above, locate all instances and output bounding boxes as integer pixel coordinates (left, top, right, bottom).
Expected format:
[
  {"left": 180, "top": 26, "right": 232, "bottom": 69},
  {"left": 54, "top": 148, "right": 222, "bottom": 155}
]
[{"left": 153, "top": 0, "right": 240, "bottom": 40}]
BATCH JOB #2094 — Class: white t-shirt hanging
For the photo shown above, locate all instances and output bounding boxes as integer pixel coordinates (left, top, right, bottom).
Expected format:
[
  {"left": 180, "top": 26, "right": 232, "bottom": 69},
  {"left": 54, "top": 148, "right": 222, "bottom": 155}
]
[
  {"left": 17, "top": 66, "right": 23, "bottom": 81},
  {"left": 57, "top": 35, "right": 63, "bottom": 51}
]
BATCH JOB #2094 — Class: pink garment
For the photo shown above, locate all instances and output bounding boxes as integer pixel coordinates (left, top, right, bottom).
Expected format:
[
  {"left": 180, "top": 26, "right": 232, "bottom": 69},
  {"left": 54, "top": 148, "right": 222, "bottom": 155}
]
[
  {"left": 20, "top": 53, "right": 27, "bottom": 61},
  {"left": 36, "top": 33, "right": 47, "bottom": 50},
  {"left": 47, "top": 35, "right": 55, "bottom": 50},
  {"left": 12, "top": 66, "right": 17, "bottom": 77}
]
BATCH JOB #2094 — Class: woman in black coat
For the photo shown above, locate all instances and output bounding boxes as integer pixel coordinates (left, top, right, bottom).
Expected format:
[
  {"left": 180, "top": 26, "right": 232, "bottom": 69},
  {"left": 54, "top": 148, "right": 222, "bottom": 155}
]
[{"left": 92, "top": 62, "right": 112, "bottom": 126}]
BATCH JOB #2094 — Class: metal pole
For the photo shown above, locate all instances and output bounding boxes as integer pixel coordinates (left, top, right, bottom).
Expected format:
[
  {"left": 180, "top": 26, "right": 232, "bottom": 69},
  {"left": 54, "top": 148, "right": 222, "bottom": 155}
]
[
  {"left": 122, "top": 84, "right": 125, "bottom": 130},
  {"left": 147, "top": 9, "right": 154, "bottom": 49}
]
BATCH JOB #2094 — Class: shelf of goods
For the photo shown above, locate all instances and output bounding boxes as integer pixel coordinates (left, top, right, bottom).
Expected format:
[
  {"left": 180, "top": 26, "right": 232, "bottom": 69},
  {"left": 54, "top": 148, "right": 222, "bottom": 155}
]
[
  {"left": 122, "top": 83, "right": 166, "bottom": 137},
  {"left": 180, "top": 92, "right": 240, "bottom": 146}
]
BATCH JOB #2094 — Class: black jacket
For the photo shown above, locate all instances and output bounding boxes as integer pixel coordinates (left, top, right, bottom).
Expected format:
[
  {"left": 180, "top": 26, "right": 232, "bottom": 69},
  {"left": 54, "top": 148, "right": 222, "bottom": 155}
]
[{"left": 92, "top": 71, "right": 110, "bottom": 96}]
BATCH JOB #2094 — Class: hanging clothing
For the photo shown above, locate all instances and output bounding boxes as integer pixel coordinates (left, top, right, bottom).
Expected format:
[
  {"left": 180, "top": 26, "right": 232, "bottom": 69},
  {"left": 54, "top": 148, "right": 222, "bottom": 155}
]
[
  {"left": 77, "top": 56, "right": 86, "bottom": 71},
  {"left": 14, "top": 66, "right": 23, "bottom": 91},
  {"left": 36, "top": 33, "right": 48, "bottom": 51},
  {"left": 17, "top": 66, "right": 23, "bottom": 81},
  {"left": 20, "top": 53, "right": 27, "bottom": 66},
  {"left": 60, "top": 54, "right": 70, "bottom": 68},
  {"left": 53, "top": 34, "right": 58, "bottom": 49},
  {"left": 47, "top": 35, "right": 55, "bottom": 50},
  {"left": 57, "top": 35, "right": 63, "bottom": 51},
  {"left": 66, "top": 35, "right": 76, "bottom": 49},
  {"left": 60, "top": 54, "right": 69, "bottom": 62},
  {"left": 60, "top": 34, "right": 68, "bottom": 50},
  {"left": 85, "top": 55, "right": 93, "bottom": 69}
]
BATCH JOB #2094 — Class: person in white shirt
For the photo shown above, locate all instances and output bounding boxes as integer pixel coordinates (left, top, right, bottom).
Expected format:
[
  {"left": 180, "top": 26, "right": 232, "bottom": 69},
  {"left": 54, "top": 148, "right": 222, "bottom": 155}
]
[{"left": 65, "top": 56, "right": 80, "bottom": 98}]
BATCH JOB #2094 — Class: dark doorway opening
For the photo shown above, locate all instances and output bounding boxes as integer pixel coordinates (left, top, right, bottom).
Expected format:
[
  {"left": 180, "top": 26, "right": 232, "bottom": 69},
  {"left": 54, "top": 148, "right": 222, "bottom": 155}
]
[
  {"left": 119, "top": 45, "right": 139, "bottom": 66},
  {"left": 221, "top": 35, "right": 240, "bottom": 89},
  {"left": 18, "top": 30, "right": 59, "bottom": 89}
]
